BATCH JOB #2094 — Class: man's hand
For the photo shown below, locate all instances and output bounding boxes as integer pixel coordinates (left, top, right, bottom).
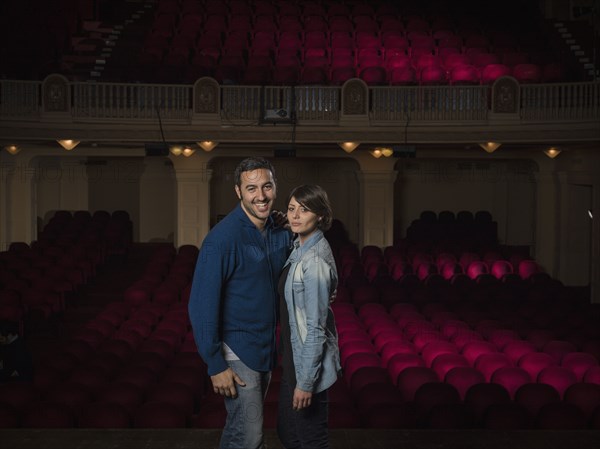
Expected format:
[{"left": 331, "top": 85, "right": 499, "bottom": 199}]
[
  {"left": 211, "top": 367, "right": 246, "bottom": 399},
  {"left": 292, "top": 387, "right": 313, "bottom": 411},
  {"left": 271, "top": 210, "right": 290, "bottom": 230}
]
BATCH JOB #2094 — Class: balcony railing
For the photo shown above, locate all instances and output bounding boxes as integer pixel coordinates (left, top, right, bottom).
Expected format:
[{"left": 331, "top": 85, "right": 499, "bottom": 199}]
[{"left": 1, "top": 76, "right": 599, "bottom": 125}]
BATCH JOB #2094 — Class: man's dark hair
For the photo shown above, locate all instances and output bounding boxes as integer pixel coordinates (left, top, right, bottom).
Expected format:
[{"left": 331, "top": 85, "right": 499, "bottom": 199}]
[{"left": 234, "top": 157, "right": 276, "bottom": 187}]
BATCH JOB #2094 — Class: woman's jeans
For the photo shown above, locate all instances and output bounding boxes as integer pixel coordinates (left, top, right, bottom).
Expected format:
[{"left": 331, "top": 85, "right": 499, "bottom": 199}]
[
  {"left": 277, "top": 377, "right": 330, "bottom": 449},
  {"left": 220, "top": 359, "right": 271, "bottom": 449}
]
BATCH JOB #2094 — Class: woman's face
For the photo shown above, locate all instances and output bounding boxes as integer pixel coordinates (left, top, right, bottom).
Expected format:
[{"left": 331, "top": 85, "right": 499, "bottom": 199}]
[{"left": 287, "top": 196, "right": 320, "bottom": 243}]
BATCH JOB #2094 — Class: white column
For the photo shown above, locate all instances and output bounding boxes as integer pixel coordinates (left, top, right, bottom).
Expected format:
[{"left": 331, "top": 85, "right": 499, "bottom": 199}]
[
  {"left": 0, "top": 152, "right": 15, "bottom": 250},
  {"left": 356, "top": 168, "right": 398, "bottom": 248},
  {"left": 139, "top": 157, "right": 175, "bottom": 242},
  {"left": 556, "top": 171, "right": 570, "bottom": 282},
  {"left": 533, "top": 169, "right": 560, "bottom": 276},
  {"left": 592, "top": 177, "right": 600, "bottom": 304},
  {"left": 2, "top": 154, "right": 37, "bottom": 245},
  {"left": 172, "top": 155, "right": 213, "bottom": 248}
]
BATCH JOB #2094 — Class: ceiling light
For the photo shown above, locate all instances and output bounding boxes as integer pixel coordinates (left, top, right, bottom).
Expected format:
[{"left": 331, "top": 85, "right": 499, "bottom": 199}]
[
  {"left": 380, "top": 147, "right": 394, "bottom": 157},
  {"left": 543, "top": 147, "right": 561, "bottom": 159},
  {"left": 4, "top": 145, "right": 20, "bottom": 155},
  {"left": 57, "top": 139, "right": 80, "bottom": 151},
  {"left": 338, "top": 142, "right": 360, "bottom": 153},
  {"left": 369, "top": 149, "right": 383, "bottom": 158},
  {"left": 182, "top": 146, "right": 196, "bottom": 157},
  {"left": 170, "top": 145, "right": 183, "bottom": 156},
  {"left": 479, "top": 142, "right": 501, "bottom": 153},
  {"left": 196, "top": 141, "right": 218, "bottom": 152}
]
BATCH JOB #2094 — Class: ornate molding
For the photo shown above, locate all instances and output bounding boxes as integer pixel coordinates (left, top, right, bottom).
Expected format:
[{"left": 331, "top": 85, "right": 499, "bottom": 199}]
[
  {"left": 342, "top": 79, "right": 368, "bottom": 115},
  {"left": 42, "top": 74, "right": 70, "bottom": 113},
  {"left": 492, "top": 76, "right": 519, "bottom": 114},
  {"left": 193, "top": 77, "right": 220, "bottom": 114}
]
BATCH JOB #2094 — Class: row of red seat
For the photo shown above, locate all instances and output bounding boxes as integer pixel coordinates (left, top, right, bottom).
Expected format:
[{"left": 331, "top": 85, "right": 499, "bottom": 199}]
[
  {"left": 331, "top": 292, "right": 600, "bottom": 429},
  {"left": 138, "top": 0, "right": 570, "bottom": 85},
  {"left": 0, "top": 210, "right": 133, "bottom": 332}
]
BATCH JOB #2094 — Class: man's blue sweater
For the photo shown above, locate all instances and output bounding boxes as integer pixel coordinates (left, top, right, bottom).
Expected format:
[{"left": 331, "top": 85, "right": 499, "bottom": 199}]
[{"left": 188, "top": 203, "right": 291, "bottom": 376}]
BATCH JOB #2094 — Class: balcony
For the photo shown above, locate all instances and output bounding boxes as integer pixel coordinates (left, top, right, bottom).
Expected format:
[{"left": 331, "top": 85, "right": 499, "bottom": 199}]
[{"left": 0, "top": 75, "right": 599, "bottom": 147}]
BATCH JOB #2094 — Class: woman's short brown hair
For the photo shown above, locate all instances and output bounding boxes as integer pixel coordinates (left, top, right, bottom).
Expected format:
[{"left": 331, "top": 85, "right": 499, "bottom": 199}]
[{"left": 287, "top": 184, "right": 333, "bottom": 231}]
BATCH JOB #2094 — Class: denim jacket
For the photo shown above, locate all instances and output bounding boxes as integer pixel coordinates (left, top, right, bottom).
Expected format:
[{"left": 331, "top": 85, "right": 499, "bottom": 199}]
[{"left": 282, "top": 229, "right": 341, "bottom": 393}]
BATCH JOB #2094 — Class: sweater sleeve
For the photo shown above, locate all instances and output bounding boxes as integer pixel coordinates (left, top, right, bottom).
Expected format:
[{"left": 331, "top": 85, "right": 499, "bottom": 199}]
[{"left": 188, "top": 236, "right": 230, "bottom": 376}]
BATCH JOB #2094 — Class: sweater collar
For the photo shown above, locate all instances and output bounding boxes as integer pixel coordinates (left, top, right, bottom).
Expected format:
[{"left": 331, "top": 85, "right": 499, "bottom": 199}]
[{"left": 234, "top": 202, "right": 274, "bottom": 230}]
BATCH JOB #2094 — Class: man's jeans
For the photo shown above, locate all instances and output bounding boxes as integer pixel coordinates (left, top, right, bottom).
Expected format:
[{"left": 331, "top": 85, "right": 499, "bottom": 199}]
[
  {"left": 219, "top": 359, "right": 271, "bottom": 449},
  {"left": 276, "top": 377, "right": 330, "bottom": 449}
]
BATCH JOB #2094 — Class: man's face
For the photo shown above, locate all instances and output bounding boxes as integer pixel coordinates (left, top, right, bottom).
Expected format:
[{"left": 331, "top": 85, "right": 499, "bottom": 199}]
[{"left": 235, "top": 168, "right": 276, "bottom": 228}]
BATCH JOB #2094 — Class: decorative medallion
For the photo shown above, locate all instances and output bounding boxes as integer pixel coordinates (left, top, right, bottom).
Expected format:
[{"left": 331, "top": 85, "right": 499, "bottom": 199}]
[
  {"left": 194, "top": 77, "right": 219, "bottom": 114},
  {"left": 492, "top": 76, "right": 519, "bottom": 114},
  {"left": 43, "top": 74, "right": 69, "bottom": 112},
  {"left": 343, "top": 79, "right": 367, "bottom": 115}
]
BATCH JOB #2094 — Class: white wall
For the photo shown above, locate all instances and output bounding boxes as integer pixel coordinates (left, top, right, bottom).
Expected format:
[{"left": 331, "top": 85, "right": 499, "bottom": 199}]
[
  {"left": 393, "top": 158, "right": 537, "bottom": 247},
  {"left": 207, "top": 157, "right": 361, "bottom": 243}
]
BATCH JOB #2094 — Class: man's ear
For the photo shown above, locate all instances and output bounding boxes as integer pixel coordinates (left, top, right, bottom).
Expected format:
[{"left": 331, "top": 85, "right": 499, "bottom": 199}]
[{"left": 234, "top": 185, "right": 241, "bottom": 200}]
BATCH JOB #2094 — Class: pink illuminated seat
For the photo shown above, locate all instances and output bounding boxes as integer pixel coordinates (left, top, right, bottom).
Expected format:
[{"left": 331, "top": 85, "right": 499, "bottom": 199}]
[
  {"left": 466, "top": 260, "right": 489, "bottom": 280},
  {"left": 561, "top": 352, "right": 599, "bottom": 381},
  {"left": 445, "top": 367, "right": 486, "bottom": 400},
  {"left": 512, "top": 63, "right": 542, "bottom": 83},
  {"left": 387, "top": 353, "right": 425, "bottom": 385},
  {"left": 380, "top": 340, "right": 417, "bottom": 367},
  {"left": 490, "top": 260, "right": 514, "bottom": 280},
  {"left": 462, "top": 341, "right": 498, "bottom": 366},
  {"left": 431, "top": 353, "right": 469, "bottom": 380},
  {"left": 537, "top": 366, "right": 578, "bottom": 398},
  {"left": 350, "top": 366, "right": 392, "bottom": 396},
  {"left": 491, "top": 367, "right": 532, "bottom": 399},
  {"left": 481, "top": 63, "right": 511, "bottom": 84},
  {"left": 389, "top": 67, "right": 417, "bottom": 85},
  {"left": 475, "top": 353, "right": 513, "bottom": 382},
  {"left": 518, "top": 352, "right": 557, "bottom": 380},
  {"left": 502, "top": 340, "right": 537, "bottom": 364},
  {"left": 396, "top": 367, "right": 440, "bottom": 401},
  {"left": 449, "top": 65, "right": 480, "bottom": 85},
  {"left": 421, "top": 341, "right": 459, "bottom": 366},
  {"left": 542, "top": 340, "right": 578, "bottom": 364}
]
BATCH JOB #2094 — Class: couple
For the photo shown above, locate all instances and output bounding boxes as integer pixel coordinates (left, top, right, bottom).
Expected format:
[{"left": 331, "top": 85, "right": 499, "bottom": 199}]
[{"left": 188, "top": 157, "right": 341, "bottom": 449}]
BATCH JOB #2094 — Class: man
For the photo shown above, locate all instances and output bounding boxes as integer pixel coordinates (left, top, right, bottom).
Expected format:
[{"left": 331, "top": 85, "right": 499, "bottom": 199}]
[{"left": 188, "top": 157, "right": 291, "bottom": 449}]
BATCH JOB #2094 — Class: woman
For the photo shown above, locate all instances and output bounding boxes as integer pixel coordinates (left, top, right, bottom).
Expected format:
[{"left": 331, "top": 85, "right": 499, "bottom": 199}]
[{"left": 277, "top": 184, "right": 341, "bottom": 449}]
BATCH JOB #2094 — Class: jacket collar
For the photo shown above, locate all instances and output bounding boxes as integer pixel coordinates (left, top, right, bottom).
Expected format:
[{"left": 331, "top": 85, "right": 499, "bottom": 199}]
[{"left": 289, "top": 229, "right": 324, "bottom": 261}]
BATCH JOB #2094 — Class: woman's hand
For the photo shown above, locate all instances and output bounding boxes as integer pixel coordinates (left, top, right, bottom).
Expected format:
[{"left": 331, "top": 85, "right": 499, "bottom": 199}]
[{"left": 292, "top": 387, "right": 313, "bottom": 410}]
